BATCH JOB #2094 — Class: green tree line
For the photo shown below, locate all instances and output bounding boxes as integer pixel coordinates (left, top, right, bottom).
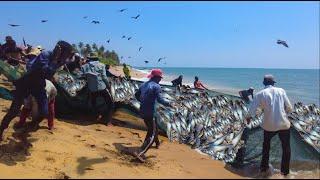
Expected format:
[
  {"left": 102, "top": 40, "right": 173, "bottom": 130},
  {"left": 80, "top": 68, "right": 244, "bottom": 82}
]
[{"left": 72, "top": 42, "right": 120, "bottom": 65}]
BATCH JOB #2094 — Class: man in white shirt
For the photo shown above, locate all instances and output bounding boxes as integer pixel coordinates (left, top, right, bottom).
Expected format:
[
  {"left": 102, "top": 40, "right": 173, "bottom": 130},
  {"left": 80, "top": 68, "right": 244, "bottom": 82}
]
[{"left": 246, "top": 74, "right": 292, "bottom": 177}]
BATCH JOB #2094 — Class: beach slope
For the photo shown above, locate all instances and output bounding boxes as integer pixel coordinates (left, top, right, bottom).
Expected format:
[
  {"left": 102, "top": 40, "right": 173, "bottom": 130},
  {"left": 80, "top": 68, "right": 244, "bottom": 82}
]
[{"left": 0, "top": 73, "right": 241, "bottom": 179}]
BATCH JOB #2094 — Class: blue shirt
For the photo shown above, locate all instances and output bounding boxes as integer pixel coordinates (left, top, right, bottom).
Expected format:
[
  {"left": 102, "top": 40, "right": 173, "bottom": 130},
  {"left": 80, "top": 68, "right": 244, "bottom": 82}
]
[
  {"left": 26, "top": 51, "right": 61, "bottom": 80},
  {"left": 135, "top": 80, "right": 170, "bottom": 117}
]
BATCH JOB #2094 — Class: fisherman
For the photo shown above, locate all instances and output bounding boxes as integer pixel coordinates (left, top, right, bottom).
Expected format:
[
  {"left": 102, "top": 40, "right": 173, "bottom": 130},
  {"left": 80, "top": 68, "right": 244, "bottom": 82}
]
[
  {"left": 246, "top": 74, "right": 292, "bottom": 177},
  {"left": 194, "top": 76, "right": 208, "bottom": 90},
  {"left": 0, "top": 40, "right": 75, "bottom": 141},
  {"left": 134, "top": 69, "right": 173, "bottom": 162},
  {"left": 24, "top": 47, "right": 41, "bottom": 62},
  {"left": 171, "top": 75, "right": 183, "bottom": 87},
  {"left": 0, "top": 36, "right": 25, "bottom": 66},
  {"left": 239, "top": 87, "right": 254, "bottom": 103},
  {"left": 81, "top": 52, "right": 115, "bottom": 126},
  {"left": 105, "top": 64, "right": 118, "bottom": 78},
  {"left": 16, "top": 79, "right": 57, "bottom": 130},
  {"left": 122, "top": 63, "right": 131, "bottom": 80}
]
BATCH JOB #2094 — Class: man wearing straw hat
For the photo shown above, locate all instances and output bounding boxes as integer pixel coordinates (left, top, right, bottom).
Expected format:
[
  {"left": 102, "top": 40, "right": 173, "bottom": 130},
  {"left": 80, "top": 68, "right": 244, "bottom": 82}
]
[
  {"left": 81, "top": 52, "right": 115, "bottom": 126},
  {"left": 134, "top": 69, "right": 174, "bottom": 162}
]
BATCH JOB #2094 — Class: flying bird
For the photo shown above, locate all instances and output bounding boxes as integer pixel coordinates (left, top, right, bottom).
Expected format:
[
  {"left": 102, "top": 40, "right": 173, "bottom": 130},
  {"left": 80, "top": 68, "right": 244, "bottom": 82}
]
[
  {"left": 8, "top": 24, "right": 21, "bottom": 27},
  {"left": 121, "top": 56, "right": 123, "bottom": 59},
  {"left": 91, "top": 20, "right": 100, "bottom": 24},
  {"left": 158, "top": 57, "right": 166, "bottom": 62},
  {"left": 131, "top": 14, "right": 140, "bottom": 19},
  {"left": 122, "top": 35, "right": 126, "bottom": 39},
  {"left": 139, "top": 47, "right": 142, "bottom": 51},
  {"left": 119, "top": 8, "right": 127, "bottom": 12},
  {"left": 144, "top": 61, "right": 149, "bottom": 64},
  {"left": 128, "top": 56, "right": 131, "bottom": 59},
  {"left": 83, "top": 16, "right": 88, "bottom": 19},
  {"left": 41, "top": 20, "right": 48, "bottom": 23},
  {"left": 277, "top": 39, "right": 289, "bottom": 48},
  {"left": 127, "top": 37, "right": 132, "bottom": 40},
  {"left": 107, "top": 39, "right": 110, "bottom": 43}
]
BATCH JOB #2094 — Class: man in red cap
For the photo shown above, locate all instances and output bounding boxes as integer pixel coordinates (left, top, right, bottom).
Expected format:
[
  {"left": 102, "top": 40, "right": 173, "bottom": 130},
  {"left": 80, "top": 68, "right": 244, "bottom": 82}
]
[{"left": 134, "top": 69, "right": 173, "bottom": 162}]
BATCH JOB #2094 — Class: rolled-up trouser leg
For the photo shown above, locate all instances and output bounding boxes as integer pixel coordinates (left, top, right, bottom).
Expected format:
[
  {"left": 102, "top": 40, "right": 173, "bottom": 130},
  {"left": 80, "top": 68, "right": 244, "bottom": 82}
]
[
  {"left": 48, "top": 98, "right": 55, "bottom": 129},
  {"left": 18, "top": 96, "right": 33, "bottom": 125},
  {"left": 139, "top": 116, "right": 156, "bottom": 157}
]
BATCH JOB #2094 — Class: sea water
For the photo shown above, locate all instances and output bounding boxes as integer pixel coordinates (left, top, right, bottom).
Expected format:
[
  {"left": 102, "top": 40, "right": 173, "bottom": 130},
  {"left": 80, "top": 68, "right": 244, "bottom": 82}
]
[{"left": 146, "top": 67, "right": 320, "bottom": 106}]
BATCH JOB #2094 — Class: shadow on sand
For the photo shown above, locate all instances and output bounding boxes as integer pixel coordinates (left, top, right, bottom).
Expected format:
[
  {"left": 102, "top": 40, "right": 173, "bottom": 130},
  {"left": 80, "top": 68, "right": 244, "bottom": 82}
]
[
  {"left": 76, "top": 156, "right": 108, "bottom": 175},
  {"left": 0, "top": 123, "right": 41, "bottom": 166}
]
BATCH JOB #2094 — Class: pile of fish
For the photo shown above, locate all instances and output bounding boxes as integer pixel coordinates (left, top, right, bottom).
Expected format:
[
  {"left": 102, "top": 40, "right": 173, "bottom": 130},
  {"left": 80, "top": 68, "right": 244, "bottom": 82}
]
[
  {"left": 54, "top": 72, "right": 320, "bottom": 163},
  {"left": 109, "top": 77, "right": 140, "bottom": 103},
  {"left": 56, "top": 71, "right": 87, "bottom": 97},
  {"left": 288, "top": 102, "right": 320, "bottom": 153},
  {"left": 153, "top": 86, "right": 263, "bottom": 163}
]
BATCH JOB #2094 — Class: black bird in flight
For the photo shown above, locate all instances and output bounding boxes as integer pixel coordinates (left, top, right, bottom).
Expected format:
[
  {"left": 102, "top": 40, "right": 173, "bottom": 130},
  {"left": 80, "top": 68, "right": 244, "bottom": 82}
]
[
  {"left": 128, "top": 56, "right": 132, "bottom": 59},
  {"left": 277, "top": 39, "right": 289, "bottom": 48},
  {"left": 91, "top": 20, "right": 100, "bottom": 24},
  {"left": 131, "top": 14, "right": 140, "bottom": 19},
  {"left": 127, "top": 37, "right": 132, "bottom": 40},
  {"left": 144, "top": 61, "right": 149, "bottom": 64},
  {"left": 139, "top": 47, "right": 142, "bottom": 51},
  {"left": 107, "top": 39, "right": 110, "bottom": 43},
  {"left": 119, "top": 8, "right": 127, "bottom": 12},
  {"left": 83, "top": 16, "right": 88, "bottom": 19},
  {"left": 121, "top": 56, "right": 123, "bottom": 59},
  {"left": 158, "top": 57, "right": 166, "bottom": 62},
  {"left": 41, "top": 20, "right": 48, "bottom": 23},
  {"left": 122, "top": 35, "right": 126, "bottom": 39},
  {"left": 8, "top": 24, "right": 21, "bottom": 27}
]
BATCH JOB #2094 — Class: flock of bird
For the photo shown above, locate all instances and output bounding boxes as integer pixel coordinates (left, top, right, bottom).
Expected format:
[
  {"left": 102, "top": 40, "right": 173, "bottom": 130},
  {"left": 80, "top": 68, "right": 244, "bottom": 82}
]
[
  {"left": 7, "top": 7, "right": 290, "bottom": 66},
  {"left": 6, "top": 7, "right": 166, "bottom": 66}
]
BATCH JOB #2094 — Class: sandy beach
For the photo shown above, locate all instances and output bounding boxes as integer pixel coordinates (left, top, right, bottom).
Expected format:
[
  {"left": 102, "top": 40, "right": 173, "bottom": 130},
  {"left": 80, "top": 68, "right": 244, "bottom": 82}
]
[{"left": 0, "top": 69, "right": 243, "bottom": 179}]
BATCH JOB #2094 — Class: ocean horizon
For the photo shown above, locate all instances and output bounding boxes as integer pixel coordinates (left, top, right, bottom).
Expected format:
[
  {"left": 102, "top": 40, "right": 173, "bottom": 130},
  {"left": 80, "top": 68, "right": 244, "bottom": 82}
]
[{"left": 135, "top": 67, "right": 320, "bottom": 106}]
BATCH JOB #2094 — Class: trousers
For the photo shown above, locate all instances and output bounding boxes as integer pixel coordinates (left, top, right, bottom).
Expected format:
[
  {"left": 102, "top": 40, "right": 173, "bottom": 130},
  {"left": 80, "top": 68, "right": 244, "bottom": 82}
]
[
  {"left": 90, "top": 89, "right": 114, "bottom": 124},
  {"left": 261, "top": 129, "right": 291, "bottom": 175},
  {"left": 138, "top": 116, "right": 160, "bottom": 157}
]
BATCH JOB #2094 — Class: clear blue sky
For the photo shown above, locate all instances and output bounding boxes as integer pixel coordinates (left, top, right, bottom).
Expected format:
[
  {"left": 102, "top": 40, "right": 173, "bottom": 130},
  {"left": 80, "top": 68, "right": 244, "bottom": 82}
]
[{"left": 0, "top": 1, "right": 319, "bottom": 69}]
